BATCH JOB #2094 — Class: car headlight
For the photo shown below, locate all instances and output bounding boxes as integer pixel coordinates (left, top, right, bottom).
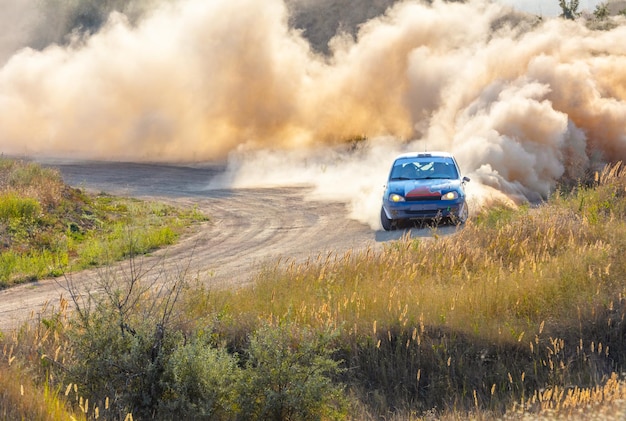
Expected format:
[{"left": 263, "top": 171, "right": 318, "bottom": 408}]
[
  {"left": 389, "top": 193, "right": 405, "bottom": 202},
  {"left": 441, "top": 191, "right": 459, "bottom": 200}
]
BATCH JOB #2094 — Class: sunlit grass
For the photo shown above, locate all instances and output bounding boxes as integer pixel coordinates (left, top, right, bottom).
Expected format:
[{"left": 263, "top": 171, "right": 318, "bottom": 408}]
[
  {"left": 3, "top": 162, "right": 626, "bottom": 419},
  {"left": 211, "top": 202, "right": 625, "bottom": 343},
  {"left": 0, "top": 303, "right": 132, "bottom": 420},
  {"left": 188, "top": 162, "right": 626, "bottom": 418},
  {"left": 0, "top": 158, "right": 207, "bottom": 287},
  {"left": 0, "top": 354, "right": 86, "bottom": 420}
]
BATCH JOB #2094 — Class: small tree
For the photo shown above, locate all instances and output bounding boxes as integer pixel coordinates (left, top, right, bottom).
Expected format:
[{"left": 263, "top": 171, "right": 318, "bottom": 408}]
[
  {"left": 594, "top": 2, "right": 610, "bottom": 20},
  {"left": 559, "top": 0, "right": 580, "bottom": 19}
]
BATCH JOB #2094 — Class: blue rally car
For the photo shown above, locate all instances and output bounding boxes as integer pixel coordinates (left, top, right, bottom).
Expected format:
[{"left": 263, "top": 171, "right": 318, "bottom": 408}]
[{"left": 380, "top": 152, "right": 470, "bottom": 230}]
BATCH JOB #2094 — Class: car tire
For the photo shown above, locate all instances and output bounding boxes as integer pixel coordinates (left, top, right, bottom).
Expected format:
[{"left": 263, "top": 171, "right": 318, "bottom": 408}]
[
  {"left": 380, "top": 207, "right": 395, "bottom": 231},
  {"left": 456, "top": 203, "right": 469, "bottom": 225}
]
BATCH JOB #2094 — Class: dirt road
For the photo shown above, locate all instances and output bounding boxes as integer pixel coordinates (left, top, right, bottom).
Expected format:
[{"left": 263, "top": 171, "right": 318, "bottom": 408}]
[{"left": 2, "top": 161, "right": 444, "bottom": 331}]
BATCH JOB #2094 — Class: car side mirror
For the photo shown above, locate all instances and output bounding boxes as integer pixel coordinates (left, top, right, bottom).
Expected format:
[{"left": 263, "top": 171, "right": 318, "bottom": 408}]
[{"left": 463, "top": 176, "right": 470, "bottom": 183}]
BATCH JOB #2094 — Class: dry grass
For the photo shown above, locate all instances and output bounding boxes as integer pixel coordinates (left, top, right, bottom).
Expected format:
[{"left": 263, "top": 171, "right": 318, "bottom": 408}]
[
  {"left": 0, "top": 157, "right": 65, "bottom": 209},
  {"left": 0, "top": 298, "right": 131, "bottom": 420},
  {"left": 0, "top": 330, "right": 84, "bottom": 420},
  {"left": 3, "top": 163, "right": 626, "bottom": 419},
  {"left": 194, "top": 162, "right": 626, "bottom": 418}
]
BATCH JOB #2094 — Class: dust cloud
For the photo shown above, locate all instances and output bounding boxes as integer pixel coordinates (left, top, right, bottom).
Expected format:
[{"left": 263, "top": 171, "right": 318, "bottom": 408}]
[
  {"left": 1, "top": 0, "right": 626, "bottom": 228},
  {"left": 0, "top": 0, "right": 39, "bottom": 65}
]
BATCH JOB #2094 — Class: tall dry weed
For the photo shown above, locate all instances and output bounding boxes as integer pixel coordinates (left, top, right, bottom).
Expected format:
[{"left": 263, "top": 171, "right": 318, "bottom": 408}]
[{"left": 0, "top": 158, "right": 65, "bottom": 209}]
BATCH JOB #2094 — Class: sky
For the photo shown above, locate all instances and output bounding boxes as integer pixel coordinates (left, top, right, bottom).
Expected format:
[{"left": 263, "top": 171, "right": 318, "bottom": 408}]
[{"left": 501, "top": 0, "right": 606, "bottom": 16}]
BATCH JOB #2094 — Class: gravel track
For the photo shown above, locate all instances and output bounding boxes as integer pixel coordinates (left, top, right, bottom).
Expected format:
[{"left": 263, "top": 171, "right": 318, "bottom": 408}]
[{"left": 0, "top": 161, "right": 391, "bottom": 331}]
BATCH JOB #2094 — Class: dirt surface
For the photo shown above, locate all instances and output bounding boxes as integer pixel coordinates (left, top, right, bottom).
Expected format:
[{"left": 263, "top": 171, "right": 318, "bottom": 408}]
[{"left": 0, "top": 161, "right": 458, "bottom": 331}]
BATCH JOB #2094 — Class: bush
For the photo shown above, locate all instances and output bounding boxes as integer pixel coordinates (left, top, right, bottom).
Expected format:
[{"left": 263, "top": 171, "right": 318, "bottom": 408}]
[
  {"left": 160, "top": 337, "right": 241, "bottom": 420},
  {"left": 63, "top": 264, "right": 191, "bottom": 419},
  {"left": 238, "top": 322, "right": 349, "bottom": 421},
  {"left": 59, "top": 263, "right": 349, "bottom": 420}
]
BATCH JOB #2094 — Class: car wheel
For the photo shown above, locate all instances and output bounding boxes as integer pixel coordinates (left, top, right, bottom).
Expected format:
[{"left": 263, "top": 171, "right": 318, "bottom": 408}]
[
  {"left": 380, "top": 207, "right": 395, "bottom": 231},
  {"left": 456, "top": 203, "right": 469, "bottom": 225}
]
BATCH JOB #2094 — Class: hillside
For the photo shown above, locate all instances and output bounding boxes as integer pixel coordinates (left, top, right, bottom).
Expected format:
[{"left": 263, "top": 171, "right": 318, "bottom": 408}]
[
  {"left": 286, "top": 0, "right": 400, "bottom": 53},
  {"left": 0, "top": 158, "right": 205, "bottom": 287}
]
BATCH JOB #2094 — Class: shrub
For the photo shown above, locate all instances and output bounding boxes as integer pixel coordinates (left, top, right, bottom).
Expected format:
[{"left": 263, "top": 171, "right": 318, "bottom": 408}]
[
  {"left": 238, "top": 322, "right": 349, "bottom": 421},
  {"left": 160, "top": 337, "right": 241, "bottom": 420}
]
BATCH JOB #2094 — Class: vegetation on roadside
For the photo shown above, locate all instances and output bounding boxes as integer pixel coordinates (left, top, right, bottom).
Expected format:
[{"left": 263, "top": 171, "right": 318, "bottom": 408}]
[
  {"left": 0, "top": 157, "right": 206, "bottom": 288},
  {"left": 196, "top": 162, "right": 626, "bottom": 419},
  {"left": 0, "top": 362, "right": 86, "bottom": 421},
  {"left": 2, "top": 161, "right": 626, "bottom": 420}
]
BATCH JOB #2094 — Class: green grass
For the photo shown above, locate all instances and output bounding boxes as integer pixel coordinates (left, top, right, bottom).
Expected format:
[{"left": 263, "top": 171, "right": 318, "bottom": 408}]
[{"left": 0, "top": 157, "right": 207, "bottom": 287}]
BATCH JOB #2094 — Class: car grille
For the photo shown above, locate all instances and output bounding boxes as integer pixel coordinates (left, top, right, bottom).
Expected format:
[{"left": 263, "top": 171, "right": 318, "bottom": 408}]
[{"left": 406, "top": 207, "right": 458, "bottom": 217}]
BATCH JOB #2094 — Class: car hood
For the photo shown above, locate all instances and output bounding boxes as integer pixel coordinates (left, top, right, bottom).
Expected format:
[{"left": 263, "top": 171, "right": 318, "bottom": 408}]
[{"left": 387, "top": 179, "right": 463, "bottom": 198}]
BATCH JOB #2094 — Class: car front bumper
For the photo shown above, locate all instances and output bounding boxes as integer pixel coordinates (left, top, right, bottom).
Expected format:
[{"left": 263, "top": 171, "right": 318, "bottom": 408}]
[{"left": 383, "top": 199, "right": 466, "bottom": 221}]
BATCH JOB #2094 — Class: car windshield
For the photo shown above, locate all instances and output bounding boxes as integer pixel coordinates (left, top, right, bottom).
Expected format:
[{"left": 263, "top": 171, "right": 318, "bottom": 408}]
[{"left": 390, "top": 158, "right": 459, "bottom": 180}]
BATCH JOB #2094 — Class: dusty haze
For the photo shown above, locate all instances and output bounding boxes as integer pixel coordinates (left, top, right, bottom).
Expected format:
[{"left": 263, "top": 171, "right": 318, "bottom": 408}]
[{"left": 2, "top": 0, "right": 626, "bottom": 228}]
